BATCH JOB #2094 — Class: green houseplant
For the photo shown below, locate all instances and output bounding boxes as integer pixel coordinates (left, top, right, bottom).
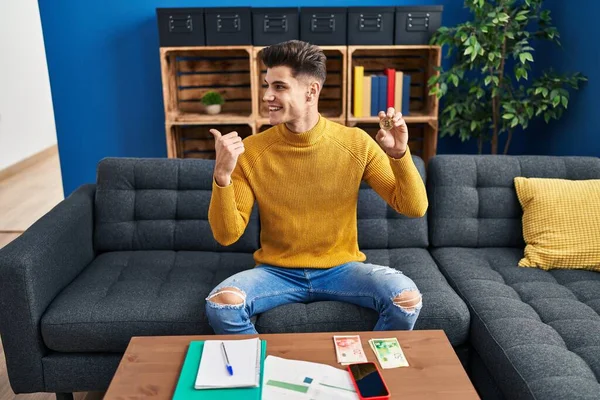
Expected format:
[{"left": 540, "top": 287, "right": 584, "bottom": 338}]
[
  {"left": 428, "top": 0, "right": 587, "bottom": 154},
  {"left": 201, "top": 91, "right": 225, "bottom": 115}
]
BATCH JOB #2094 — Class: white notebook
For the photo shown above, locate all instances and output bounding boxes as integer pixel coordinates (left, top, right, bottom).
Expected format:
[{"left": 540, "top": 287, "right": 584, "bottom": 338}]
[{"left": 195, "top": 338, "right": 261, "bottom": 389}]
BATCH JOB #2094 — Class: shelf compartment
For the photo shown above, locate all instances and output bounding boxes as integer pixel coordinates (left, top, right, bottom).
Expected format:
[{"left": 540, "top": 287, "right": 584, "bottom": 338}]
[
  {"left": 166, "top": 123, "right": 254, "bottom": 159},
  {"left": 347, "top": 45, "right": 441, "bottom": 119},
  {"left": 253, "top": 46, "right": 347, "bottom": 121},
  {"left": 351, "top": 121, "right": 438, "bottom": 164},
  {"left": 160, "top": 47, "right": 255, "bottom": 123}
]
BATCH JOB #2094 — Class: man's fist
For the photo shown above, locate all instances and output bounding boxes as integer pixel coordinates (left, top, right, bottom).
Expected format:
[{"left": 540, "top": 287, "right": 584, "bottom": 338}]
[
  {"left": 210, "top": 128, "right": 245, "bottom": 186},
  {"left": 375, "top": 107, "right": 409, "bottom": 159}
]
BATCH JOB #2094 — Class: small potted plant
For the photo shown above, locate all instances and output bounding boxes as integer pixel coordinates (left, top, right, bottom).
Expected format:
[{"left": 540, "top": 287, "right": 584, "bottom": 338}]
[{"left": 201, "top": 91, "right": 224, "bottom": 115}]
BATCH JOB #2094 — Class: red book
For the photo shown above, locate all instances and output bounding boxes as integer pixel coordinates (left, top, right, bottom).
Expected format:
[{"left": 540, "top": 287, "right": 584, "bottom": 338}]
[{"left": 384, "top": 68, "right": 396, "bottom": 109}]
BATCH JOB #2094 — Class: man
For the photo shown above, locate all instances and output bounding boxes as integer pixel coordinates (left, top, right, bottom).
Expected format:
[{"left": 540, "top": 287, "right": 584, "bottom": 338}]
[{"left": 206, "top": 40, "right": 428, "bottom": 334}]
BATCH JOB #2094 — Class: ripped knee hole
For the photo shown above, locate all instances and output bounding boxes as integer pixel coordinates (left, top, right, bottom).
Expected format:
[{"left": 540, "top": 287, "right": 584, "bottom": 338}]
[
  {"left": 206, "top": 287, "right": 246, "bottom": 305},
  {"left": 393, "top": 290, "right": 422, "bottom": 312}
]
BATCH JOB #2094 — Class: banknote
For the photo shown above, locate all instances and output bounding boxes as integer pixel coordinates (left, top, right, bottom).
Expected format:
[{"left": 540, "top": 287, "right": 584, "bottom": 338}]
[
  {"left": 333, "top": 335, "right": 368, "bottom": 365},
  {"left": 368, "top": 338, "right": 409, "bottom": 368}
]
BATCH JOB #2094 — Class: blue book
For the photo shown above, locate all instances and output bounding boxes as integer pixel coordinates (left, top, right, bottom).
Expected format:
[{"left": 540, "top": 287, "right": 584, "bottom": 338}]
[
  {"left": 370, "top": 75, "right": 379, "bottom": 117},
  {"left": 402, "top": 74, "right": 411, "bottom": 116},
  {"left": 173, "top": 339, "right": 267, "bottom": 400},
  {"left": 378, "top": 75, "right": 387, "bottom": 116}
]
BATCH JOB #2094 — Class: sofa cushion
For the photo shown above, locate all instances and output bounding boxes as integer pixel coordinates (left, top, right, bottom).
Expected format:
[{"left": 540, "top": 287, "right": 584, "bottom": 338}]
[
  {"left": 427, "top": 155, "right": 600, "bottom": 248},
  {"left": 94, "top": 158, "right": 260, "bottom": 253},
  {"left": 430, "top": 247, "right": 600, "bottom": 398},
  {"left": 357, "top": 155, "right": 429, "bottom": 249},
  {"left": 257, "top": 248, "right": 470, "bottom": 346},
  {"left": 514, "top": 177, "right": 600, "bottom": 271},
  {"left": 41, "top": 250, "right": 255, "bottom": 352}
]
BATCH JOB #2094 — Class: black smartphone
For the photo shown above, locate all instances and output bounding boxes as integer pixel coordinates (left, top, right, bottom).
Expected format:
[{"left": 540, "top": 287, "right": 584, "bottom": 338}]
[{"left": 347, "top": 362, "right": 391, "bottom": 400}]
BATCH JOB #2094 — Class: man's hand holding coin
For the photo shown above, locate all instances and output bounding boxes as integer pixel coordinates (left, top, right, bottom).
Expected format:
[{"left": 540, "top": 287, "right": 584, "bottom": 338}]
[{"left": 375, "top": 107, "right": 408, "bottom": 159}]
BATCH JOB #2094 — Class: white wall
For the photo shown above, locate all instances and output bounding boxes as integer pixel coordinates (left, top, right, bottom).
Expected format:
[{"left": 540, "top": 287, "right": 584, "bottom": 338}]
[{"left": 0, "top": 0, "right": 57, "bottom": 171}]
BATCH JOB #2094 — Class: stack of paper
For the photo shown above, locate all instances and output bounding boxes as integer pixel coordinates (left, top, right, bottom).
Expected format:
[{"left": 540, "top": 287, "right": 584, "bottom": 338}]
[
  {"left": 195, "top": 338, "right": 261, "bottom": 389},
  {"left": 262, "top": 356, "right": 359, "bottom": 400}
]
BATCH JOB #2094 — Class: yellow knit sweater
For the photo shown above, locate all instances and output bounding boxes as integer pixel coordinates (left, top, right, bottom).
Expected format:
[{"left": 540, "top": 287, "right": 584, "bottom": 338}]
[{"left": 208, "top": 115, "right": 428, "bottom": 268}]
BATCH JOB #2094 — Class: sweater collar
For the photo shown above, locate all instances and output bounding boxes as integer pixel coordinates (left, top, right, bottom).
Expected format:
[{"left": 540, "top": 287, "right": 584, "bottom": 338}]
[{"left": 278, "top": 114, "right": 326, "bottom": 146}]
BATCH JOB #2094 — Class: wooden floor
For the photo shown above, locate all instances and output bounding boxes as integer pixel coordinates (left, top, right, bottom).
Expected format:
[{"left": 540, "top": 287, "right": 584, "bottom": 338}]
[{"left": 0, "top": 149, "right": 104, "bottom": 399}]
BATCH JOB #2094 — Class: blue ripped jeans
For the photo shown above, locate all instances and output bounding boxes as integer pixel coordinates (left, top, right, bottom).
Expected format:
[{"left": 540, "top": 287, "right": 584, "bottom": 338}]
[{"left": 205, "top": 262, "right": 422, "bottom": 334}]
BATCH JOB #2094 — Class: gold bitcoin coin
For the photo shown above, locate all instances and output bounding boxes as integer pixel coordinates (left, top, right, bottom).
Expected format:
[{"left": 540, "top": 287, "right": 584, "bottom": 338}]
[{"left": 379, "top": 116, "right": 394, "bottom": 131}]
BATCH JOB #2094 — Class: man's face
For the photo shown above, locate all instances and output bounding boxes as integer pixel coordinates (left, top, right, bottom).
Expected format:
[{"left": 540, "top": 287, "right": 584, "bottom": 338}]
[{"left": 263, "top": 65, "right": 314, "bottom": 126}]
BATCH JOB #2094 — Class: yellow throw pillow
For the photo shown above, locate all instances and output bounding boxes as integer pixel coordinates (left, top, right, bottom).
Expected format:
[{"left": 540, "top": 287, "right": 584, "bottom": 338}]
[{"left": 514, "top": 177, "right": 600, "bottom": 272}]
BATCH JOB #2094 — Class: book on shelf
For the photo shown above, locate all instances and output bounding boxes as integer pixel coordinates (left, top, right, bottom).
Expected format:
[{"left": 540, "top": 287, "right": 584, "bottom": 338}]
[{"left": 353, "top": 66, "right": 364, "bottom": 117}]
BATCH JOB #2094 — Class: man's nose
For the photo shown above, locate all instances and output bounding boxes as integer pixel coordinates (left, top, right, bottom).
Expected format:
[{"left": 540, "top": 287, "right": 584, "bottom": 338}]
[{"left": 263, "top": 88, "right": 274, "bottom": 101}]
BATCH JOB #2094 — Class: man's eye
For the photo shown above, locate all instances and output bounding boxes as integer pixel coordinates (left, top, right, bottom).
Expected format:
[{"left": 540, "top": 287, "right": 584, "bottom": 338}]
[{"left": 276, "top": 85, "right": 285, "bottom": 90}]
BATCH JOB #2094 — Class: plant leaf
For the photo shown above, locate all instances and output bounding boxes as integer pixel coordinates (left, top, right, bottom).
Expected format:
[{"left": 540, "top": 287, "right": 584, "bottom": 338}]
[
  {"left": 451, "top": 74, "right": 460, "bottom": 87},
  {"left": 552, "top": 96, "right": 561, "bottom": 107},
  {"left": 503, "top": 113, "right": 514, "bottom": 119}
]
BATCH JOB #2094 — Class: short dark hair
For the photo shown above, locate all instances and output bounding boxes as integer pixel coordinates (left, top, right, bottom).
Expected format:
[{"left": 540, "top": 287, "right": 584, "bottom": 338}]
[{"left": 261, "top": 40, "right": 327, "bottom": 84}]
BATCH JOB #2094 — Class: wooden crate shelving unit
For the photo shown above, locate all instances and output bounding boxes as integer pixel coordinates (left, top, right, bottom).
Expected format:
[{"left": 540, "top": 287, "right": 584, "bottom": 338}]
[{"left": 160, "top": 45, "right": 440, "bottom": 163}]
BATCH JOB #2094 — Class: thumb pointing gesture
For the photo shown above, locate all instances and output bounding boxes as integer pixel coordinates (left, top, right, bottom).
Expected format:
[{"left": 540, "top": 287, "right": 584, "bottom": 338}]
[
  {"left": 209, "top": 128, "right": 244, "bottom": 187},
  {"left": 209, "top": 128, "right": 222, "bottom": 139}
]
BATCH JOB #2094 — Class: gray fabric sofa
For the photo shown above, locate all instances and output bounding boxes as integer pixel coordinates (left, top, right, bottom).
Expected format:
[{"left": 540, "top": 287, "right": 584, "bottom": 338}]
[
  {"left": 0, "top": 156, "right": 469, "bottom": 398},
  {"left": 427, "top": 155, "right": 600, "bottom": 400}
]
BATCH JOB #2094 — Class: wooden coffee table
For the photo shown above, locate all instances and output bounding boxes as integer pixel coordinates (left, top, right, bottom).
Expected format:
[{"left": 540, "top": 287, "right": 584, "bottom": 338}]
[{"left": 104, "top": 330, "right": 479, "bottom": 399}]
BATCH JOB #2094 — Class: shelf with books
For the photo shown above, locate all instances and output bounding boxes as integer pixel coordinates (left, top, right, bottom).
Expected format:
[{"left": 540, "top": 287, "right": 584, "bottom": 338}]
[
  {"left": 160, "top": 46, "right": 256, "bottom": 124},
  {"left": 347, "top": 45, "right": 441, "bottom": 119},
  {"left": 166, "top": 122, "right": 255, "bottom": 159},
  {"left": 253, "top": 46, "right": 347, "bottom": 122},
  {"left": 347, "top": 45, "right": 441, "bottom": 164}
]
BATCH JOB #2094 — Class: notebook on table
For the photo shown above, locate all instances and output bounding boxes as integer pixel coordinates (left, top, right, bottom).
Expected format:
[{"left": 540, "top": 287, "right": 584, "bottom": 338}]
[{"left": 173, "top": 338, "right": 267, "bottom": 400}]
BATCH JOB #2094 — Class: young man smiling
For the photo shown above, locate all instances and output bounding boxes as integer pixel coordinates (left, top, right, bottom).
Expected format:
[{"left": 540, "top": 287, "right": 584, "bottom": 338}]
[{"left": 206, "top": 40, "right": 428, "bottom": 334}]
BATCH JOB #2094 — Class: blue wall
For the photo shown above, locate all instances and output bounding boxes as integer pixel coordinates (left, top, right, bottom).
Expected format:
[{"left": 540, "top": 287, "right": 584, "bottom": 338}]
[
  {"left": 39, "top": 0, "right": 471, "bottom": 195},
  {"left": 524, "top": 0, "right": 598, "bottom": 157}
]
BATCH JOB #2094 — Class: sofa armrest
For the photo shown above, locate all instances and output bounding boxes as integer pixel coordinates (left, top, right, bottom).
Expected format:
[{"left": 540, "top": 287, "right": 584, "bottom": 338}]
[{"left": 0, "top": 184, "right": 96, "bottom": 393}]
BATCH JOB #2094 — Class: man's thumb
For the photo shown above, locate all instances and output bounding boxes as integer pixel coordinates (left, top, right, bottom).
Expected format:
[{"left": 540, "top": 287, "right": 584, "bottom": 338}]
[{"left": 209, "top": 129, "right": 222, "bottom": 139}]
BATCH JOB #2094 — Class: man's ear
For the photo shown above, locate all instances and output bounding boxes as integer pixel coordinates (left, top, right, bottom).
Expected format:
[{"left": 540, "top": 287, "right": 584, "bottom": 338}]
[{"left": 306, "top": 80, "right": 321, "bottom": 102}]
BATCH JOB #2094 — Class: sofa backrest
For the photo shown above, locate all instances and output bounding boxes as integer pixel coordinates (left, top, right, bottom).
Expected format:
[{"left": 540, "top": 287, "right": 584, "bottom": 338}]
[
  {"left": 427, "top": 155, "right": 600, "bottom": 248},
  {"left": 357, "top": 155, "right": 429, "bottom": 249},
  {"left": 94, "top": 158, "right": 260, "bottom": 252}
]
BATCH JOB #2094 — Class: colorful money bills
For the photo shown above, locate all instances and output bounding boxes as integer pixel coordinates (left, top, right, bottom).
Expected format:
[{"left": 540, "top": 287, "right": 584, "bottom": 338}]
[
  {"left": 333, "top": 335, "right": 409, "bottom": 368},
  {"left": 368, "top": 338, "right": 409, "bottom": 368},
  {"left": 333, "top": 335, "right": 368, "bottom": 365}
]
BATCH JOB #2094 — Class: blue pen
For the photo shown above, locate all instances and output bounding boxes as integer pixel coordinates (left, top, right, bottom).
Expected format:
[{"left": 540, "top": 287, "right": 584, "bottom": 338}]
[{"left": 221, "top": 342, "right": 234, "bottom": 376}]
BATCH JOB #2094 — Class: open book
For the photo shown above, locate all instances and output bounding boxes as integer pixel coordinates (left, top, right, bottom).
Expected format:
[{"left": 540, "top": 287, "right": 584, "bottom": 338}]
[{"left": 195, "top": 337, "right": 261, "bottom": 389}]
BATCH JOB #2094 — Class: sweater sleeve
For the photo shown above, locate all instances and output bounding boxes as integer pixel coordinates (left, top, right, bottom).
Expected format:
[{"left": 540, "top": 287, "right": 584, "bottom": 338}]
[
  {"left": 208, "top": 162, "right": 256, "bottom": 246},
  {"left": 362, "top": 137, "right": 428, "bottom": 218}
]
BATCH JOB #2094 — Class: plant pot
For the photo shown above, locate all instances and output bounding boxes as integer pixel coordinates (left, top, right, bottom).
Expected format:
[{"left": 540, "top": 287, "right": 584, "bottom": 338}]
[{"left": 205, "top": 104, "right": 221, "bottom": 115}]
